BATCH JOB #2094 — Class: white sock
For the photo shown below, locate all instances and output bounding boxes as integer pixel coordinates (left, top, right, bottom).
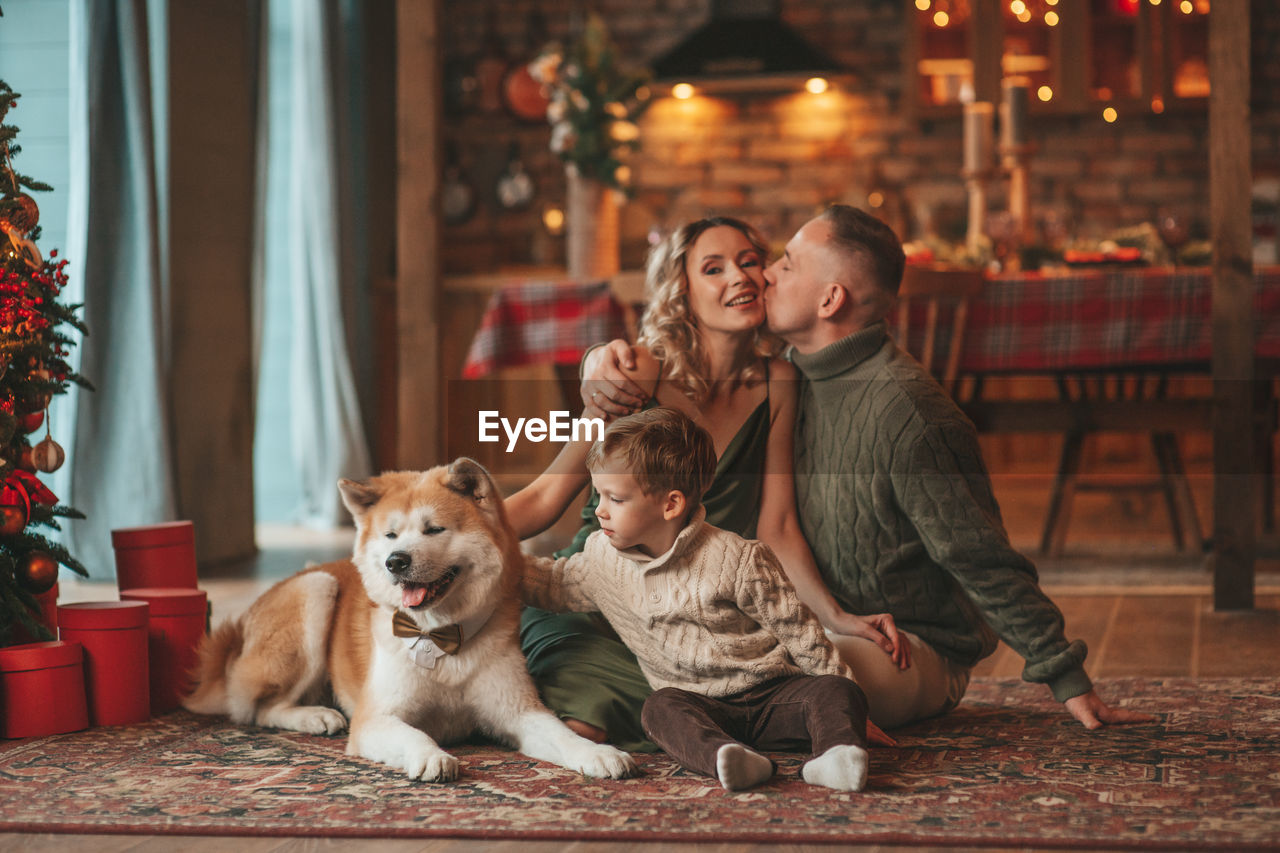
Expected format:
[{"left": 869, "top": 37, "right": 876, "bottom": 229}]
[
  {"left": 715, "top": 743, "right": 773, "bottom": 791},
  {"left": 801, "top": 744, "right": 869, "bottom": 792}
]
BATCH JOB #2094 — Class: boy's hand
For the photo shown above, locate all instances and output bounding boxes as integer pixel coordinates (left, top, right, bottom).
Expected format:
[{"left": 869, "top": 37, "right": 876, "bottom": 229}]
[
  {"left": 867, "top": 720, "right": 897, "bottom": 748},
  {"left": 581, "top": 339, "right": 646, "bottom": 416},
  {"left": 1064, "top": 690, "right": 1157, "bottom": 730},
  {"left": 828, "top": 610, "right": 911, "bottom": 671}
]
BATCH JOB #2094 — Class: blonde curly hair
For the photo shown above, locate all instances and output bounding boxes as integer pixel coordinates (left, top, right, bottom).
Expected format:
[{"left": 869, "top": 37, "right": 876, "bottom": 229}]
[{"left": 637, "top": 216, "right": 783, "bottom": 403}]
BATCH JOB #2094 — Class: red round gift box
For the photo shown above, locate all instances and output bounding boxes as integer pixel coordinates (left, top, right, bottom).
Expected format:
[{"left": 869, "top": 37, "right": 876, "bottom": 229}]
[
  {"left": 0, "top": 640, "right": 89, "bottom": 738},
  {"left": 57, "top": 600, "right": 151, "bottom": 726},
  {"left": 111, "top": 521, "right": 198, "bottom": 590},
  {"left": 119, "top": 587, "right": 208, "bottom": 713}
]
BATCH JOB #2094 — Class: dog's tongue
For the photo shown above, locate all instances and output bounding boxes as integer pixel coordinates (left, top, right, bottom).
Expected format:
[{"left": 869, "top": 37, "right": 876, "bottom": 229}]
[{"left": 402, "top": 584, "right": 428, "bottom": 609}]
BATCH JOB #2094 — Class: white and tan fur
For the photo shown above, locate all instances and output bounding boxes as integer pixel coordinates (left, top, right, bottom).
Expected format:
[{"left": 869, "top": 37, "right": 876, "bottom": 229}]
[{"left": 183, "top": 458, "right": 635, "bottom": 782}]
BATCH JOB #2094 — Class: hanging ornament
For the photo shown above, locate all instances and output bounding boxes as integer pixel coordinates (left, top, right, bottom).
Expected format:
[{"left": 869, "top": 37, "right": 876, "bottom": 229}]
[
  {"left": 18, "top": 408, "right": 44, "bottom": 434},
  {"left": 32, "top": 434, "right": 64, "bottom": 474},
  {"left": 16, "top": 550, "right": 59, "bottom": 595},
  {"left": 0, "top": 487, "right": 28, "bottom": 535},
  {"left": 0, "top": 193, "right": 40, "bottom": 234}
]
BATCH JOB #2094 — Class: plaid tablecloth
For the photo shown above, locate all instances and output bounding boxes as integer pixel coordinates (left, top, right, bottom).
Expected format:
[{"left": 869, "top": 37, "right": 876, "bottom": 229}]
[
  {"left": 462, "top": 279, "right": 629, "bottom": 379},
  {"left": 951, "top": 266, "right": 1280, "bottom": 374}
]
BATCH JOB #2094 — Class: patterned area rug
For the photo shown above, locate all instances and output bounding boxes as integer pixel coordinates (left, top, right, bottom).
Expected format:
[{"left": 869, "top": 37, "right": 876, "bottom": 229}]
[{"left": 1, "top": 678, "right": 1277, "bottom": 849}]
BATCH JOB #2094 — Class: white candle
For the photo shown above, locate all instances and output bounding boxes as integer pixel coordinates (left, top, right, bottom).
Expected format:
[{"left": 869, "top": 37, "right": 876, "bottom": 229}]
[
  {"left": 963, "top": 101, "right": 994, "bottom": 173},
  {"left": 1000, "top": 76, "right": 1030, "bottom": 149}
]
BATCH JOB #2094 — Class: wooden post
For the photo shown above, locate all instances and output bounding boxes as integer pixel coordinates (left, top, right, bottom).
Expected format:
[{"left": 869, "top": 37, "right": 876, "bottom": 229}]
[
  {"left": 1208, "top": 3, "right": 1254, "bottom": 610},
  {"left": 395, "top": 0, "right": 444, "bottom": 468},
  {"left": 168, "top": 1, "right": 259, "bottom": 567}
]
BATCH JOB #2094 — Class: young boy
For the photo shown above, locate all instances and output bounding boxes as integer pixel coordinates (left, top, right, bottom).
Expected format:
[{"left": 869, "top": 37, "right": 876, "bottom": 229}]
[{"left": 521, "top": 407, "right": 875, "bottom": 792}]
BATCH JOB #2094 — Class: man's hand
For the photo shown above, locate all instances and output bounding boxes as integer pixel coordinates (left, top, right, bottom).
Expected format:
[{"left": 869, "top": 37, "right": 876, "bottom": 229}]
[
  {"left": 827, "top": 610, "right": 911, "bottom": 670},
  {"left": 581, "top": 339, "right": 645, "bottom": 417},
  {"left": 1064, "top": 690, "right": 1157, "bottom": 730}
]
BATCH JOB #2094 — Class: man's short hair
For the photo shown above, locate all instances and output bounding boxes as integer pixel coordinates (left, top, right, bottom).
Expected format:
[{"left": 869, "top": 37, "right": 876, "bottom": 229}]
[
  {"left": 586, "top": 407, "right": 716, "bottom": 504},
  {"left": 819, "top": 204, "right": 906, "bottom": 297}
]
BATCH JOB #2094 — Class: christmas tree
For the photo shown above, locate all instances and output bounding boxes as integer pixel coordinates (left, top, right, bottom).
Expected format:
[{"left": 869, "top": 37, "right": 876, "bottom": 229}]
[{"left": 0, "top": 79, "right": 91, "bottom": 645}]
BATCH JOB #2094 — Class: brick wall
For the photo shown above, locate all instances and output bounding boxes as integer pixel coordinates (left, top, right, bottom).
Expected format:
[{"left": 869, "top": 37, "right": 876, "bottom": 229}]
[{"left": 442, "top": 0, "right": 1280, "bottom": 273}]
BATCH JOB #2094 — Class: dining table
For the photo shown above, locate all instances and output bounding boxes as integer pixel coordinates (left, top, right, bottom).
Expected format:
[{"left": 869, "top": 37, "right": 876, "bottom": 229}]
[{"left": 460, "top": 265, "right": 1280, "bottom": 601}]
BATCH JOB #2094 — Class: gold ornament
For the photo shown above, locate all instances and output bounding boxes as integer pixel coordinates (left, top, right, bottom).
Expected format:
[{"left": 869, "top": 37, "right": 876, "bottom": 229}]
[
  {"left": 0, "top": 193, "right": 39, "bottom": 234},
  {"left": 32, "top": 434, "right": 65, "bottom": 473}
]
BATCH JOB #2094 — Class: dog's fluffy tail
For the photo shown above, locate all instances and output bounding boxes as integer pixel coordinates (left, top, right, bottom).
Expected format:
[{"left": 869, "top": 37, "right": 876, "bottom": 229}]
[{"left": 181, "top": 619, "right": 243, "bottom": 715}]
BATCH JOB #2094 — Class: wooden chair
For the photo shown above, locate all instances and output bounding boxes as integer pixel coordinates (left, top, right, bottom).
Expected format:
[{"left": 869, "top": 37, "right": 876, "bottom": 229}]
[
  {"left": 1039, "top": 372, "right": 1205, "bottom": 557},
  {"left": 894, "top": 264, "right": 986, "bottom": 398}
]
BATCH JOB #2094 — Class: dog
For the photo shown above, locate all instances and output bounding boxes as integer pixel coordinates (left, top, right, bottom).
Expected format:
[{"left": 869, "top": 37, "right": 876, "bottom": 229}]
[{"left": 183, "top": 458, "right": 636, "bottom": 782}]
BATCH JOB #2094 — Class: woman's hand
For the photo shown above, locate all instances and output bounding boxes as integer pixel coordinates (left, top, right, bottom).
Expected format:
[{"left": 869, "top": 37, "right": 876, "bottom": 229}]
[
  {"left": 826, "top": 610, "right": 911, "bottom": 671},
  {"left": 581, "top": 339, "right": 647, "bottom": 417}
]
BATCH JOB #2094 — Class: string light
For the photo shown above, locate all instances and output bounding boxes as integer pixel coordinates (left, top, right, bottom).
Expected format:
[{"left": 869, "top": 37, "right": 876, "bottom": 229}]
[
  {"left": 672, "top": 83, "right": 695, "bottom": 99},
  {"left": 805, "top": 77, "right": 829, "bottom": 94},
  {"left": 1038, "top": 85, "right": 1053, "bottom": 101},
  {"left": 1179, "top": 0, "right": 1193, "bottom": 11},
  {"left": 1151, "top": 96, "right": 1165, "bottom": 113},
  {"left": 1045, "top": 10, "right": 1059, "bottom": 25},
  {"left": 933, "top": 10, "right": 950, "bottom": 26},
  {"left": 1103, "top": 106, "right": 1118, "bottom": 123},
  {"left": 867, "top": 192, "right": 885, "bottom": 209},
  {"left": 1010, "top": 0, "right": 1026, "bottom": 14},
  {"left": 542, "top": 207, "right": 565, "bottom": 234},
  {"left": 915, "top": 0, "right": 931, "bottom": 9}
]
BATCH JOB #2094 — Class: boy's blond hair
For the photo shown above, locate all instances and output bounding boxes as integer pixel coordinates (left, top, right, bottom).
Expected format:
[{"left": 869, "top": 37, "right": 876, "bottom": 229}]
[{"left": 586, "top": 407, "right": 716, "bottom": 506}]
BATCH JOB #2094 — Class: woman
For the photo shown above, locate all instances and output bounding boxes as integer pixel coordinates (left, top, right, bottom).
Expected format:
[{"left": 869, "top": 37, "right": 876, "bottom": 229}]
[{"left": 506, "top": 216, "right": 907, "bottom": 750}]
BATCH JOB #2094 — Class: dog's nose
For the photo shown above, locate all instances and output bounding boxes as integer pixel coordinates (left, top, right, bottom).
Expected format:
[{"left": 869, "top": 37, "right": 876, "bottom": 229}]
[{"left": 385, "top": 551, "right": 412, "bottom": 575}]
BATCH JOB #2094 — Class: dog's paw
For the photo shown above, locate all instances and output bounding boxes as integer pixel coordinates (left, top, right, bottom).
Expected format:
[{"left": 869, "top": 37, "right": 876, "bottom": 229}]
[
  {"left": 405, "top": 749, "right": 459, "bottom": 783},
  {"left": 302, "top": 707, "right": 348, "bottom": 735},
  {"left": 572, "top": 743, "right": 638, "bottom": 780},
  {"left": 261, "top": 705, "right": 347, "bottom": 735}
]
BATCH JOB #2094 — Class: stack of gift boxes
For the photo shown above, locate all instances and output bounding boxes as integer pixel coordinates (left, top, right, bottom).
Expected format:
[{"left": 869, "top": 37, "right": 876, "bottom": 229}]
[{"left": 0, "top": 522, "right": 208, "bottom": 738}]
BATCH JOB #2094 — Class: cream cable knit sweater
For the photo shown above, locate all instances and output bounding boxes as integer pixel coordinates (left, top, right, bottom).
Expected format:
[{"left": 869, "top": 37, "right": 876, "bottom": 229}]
[{"left": 522, "top": 507, "right": 854, "bottom": 698}]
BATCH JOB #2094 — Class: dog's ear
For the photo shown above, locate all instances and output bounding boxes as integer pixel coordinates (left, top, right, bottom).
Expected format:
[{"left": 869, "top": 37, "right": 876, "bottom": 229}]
[
  {"left": 445, "top": 457, "right": 495, "bottom": 503},
  {"left": 338, "top": 477, "right": 382, "bottom": 519}
]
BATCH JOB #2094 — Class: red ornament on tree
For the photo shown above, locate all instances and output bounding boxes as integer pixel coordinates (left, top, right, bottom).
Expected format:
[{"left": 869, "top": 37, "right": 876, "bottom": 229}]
[
  {"left": 18, "top": 408, "right": 43, "bottom": 433},
  {"left": 16, "top": 550, "right": 59, "bottom": 594},
  {"left": 0, "top": 503, "right": 26, "bottom": 536}
]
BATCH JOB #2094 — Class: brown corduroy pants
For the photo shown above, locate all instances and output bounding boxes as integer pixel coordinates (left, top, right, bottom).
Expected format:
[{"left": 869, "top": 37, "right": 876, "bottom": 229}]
[{"left": 639, "top": 674, "right": 869, "bottom": 780}]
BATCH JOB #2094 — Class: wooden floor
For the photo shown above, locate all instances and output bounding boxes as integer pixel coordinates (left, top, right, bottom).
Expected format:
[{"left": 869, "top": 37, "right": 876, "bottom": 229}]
[{"left": 9, "top": 476, "right": 1280, "bottom": 852}]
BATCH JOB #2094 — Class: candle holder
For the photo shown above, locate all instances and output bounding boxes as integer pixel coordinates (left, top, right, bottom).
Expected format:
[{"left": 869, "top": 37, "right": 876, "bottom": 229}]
[
  {"left": 1000, "top": 141, "right": 1037, "bottom": 250},
  {"left": 962, "top": 167, "right": 998, "bottom": 257}
]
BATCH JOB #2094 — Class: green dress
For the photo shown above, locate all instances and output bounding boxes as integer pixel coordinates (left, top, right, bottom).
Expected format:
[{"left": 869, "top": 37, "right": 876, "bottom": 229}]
[{"left": 519, "top": 389, "right": 771, "bottom": 752}]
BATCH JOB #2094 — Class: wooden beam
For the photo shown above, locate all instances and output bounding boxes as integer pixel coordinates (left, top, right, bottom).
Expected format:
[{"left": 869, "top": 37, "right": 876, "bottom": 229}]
[
  {"left": 395, "top": 0, "right": 444, "bottom": 468},
  {"left": 970, "top": 0, "right": 1002, "bottom": 106},
  {"left": 1209, "top": 2, "right": 1255, "bottom": 610}
]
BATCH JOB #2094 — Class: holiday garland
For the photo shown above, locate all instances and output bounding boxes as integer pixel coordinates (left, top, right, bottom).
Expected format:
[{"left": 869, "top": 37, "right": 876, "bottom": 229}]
[{"left": 0, "top": 79, "right": 92, "bottom": 645}]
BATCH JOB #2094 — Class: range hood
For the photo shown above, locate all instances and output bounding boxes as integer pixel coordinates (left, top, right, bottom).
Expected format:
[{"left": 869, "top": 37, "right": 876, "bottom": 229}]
[{"left": 651, "top": 0, "right": 842, "bottom": 90}]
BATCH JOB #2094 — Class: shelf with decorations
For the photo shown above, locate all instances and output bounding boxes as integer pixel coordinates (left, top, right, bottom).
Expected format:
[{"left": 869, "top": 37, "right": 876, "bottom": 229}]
[{"left": 906, "top": 0, "right": 1210, "bottom": 121}]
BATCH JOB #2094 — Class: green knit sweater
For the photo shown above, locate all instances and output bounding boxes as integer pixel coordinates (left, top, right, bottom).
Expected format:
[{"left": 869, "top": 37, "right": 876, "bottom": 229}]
[{"left": 790, "top": 321, "right": 1092, "bottom": 702}]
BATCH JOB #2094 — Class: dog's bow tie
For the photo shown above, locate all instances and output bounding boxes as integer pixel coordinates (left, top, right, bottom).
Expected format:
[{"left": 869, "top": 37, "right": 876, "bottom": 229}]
[{"left": 391, "top": 610, "right": 463, "bottom": 655}]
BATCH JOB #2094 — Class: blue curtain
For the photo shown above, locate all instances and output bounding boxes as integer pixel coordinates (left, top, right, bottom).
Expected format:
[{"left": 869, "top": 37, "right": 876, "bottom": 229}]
[
  {"left": 255, "top": 0, "right": 372, "bottom": 528},
  {"left": 60, "top": 0, "right": 176, "bottom": 578}
]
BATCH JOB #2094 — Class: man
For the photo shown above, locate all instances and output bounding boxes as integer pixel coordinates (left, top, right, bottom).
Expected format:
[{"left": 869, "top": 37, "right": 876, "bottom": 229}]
[{"left": 587, "top": 205, "right": 1152, "bottom": 732}]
